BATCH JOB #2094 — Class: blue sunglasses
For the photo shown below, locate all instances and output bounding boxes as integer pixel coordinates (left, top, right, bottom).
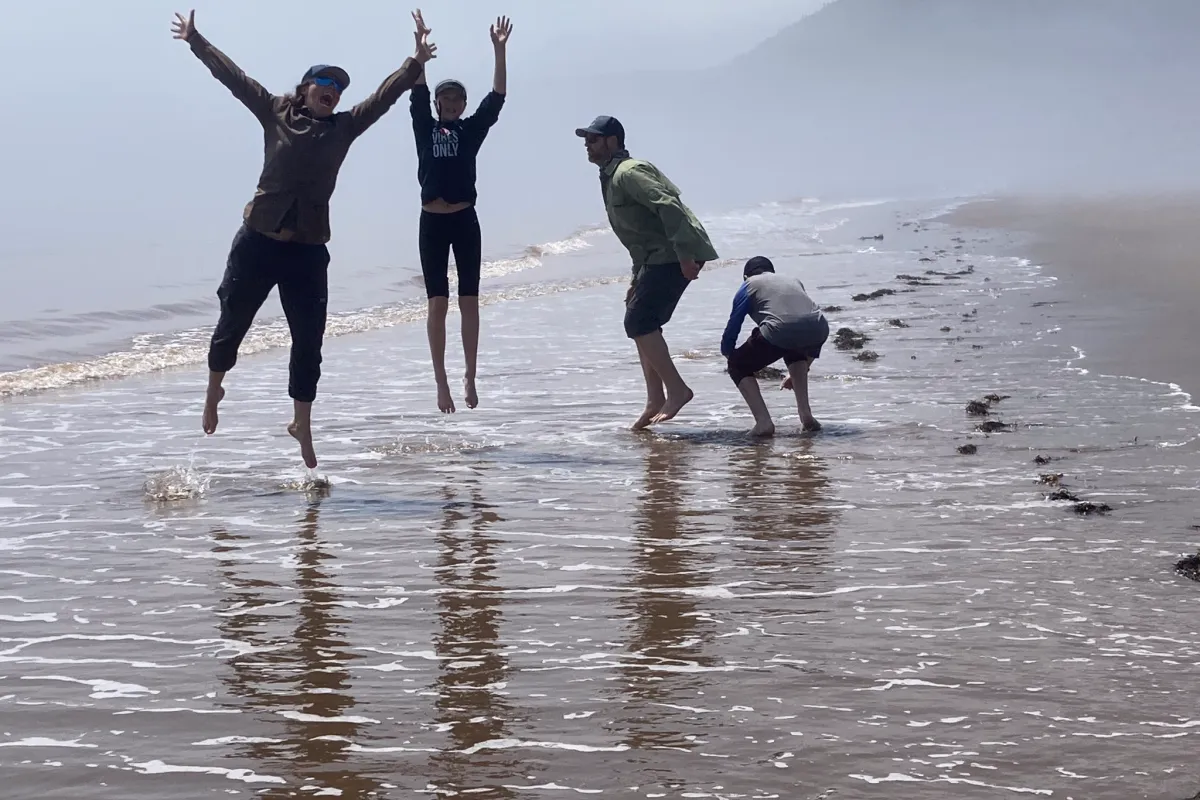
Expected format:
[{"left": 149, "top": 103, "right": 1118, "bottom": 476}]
[{"left": 312, "top": 76, "right": 345, "bottom": 92}]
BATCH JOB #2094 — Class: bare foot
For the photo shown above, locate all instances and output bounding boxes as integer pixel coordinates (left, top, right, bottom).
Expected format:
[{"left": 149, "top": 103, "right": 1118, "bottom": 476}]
[
  {"left": 651, "top": 386, "right": 694, "bottom": 424},
  {"left": 202, "top": 386, "right": 225, "bottom": 434},
  {"left": 288, "top": 422, "right": 318, "bottom": 469},
  {"left": 632, "top": 400, "right": 664, "bottom": 430},
  {"left": 463, "top": 375, "right": 478, "bottom": 409},
  {"left": 802, "top": 417, "right": 822, "bottom": 433},
  {"left": 750, "top": 421, "right": 776, "bottom": 437},
  {"left": 437, "top": 381, "right": 456, "bottom": 414}
]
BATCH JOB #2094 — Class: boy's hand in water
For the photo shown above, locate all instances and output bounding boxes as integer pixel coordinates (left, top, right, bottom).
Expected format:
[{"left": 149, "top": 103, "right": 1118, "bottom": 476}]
[
  {"left": 680, "top": 258, "right": 702, "bottom": 280},
  {"left": 171, "top": 10, "right": 195, "bottom": 41},
  {"left": 490, "top": 15, "right": 513, "bottom": 48}
]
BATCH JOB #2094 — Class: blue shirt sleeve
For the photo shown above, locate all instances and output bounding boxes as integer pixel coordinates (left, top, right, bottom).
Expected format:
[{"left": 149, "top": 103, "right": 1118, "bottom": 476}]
[{"left": 721, "top": 283, "right": 752, "bottom": 357}]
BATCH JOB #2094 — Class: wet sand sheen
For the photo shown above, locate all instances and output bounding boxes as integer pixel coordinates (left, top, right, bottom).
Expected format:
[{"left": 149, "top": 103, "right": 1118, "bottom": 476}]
[{"left": 1, "top": 198, "right": 1198, "bottom": 798}]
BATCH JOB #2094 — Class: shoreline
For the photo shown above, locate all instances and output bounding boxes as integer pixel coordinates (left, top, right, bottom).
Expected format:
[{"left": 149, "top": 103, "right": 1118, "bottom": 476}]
[{"left": 938, "top": 193, "right": 1200, "bottom": 398}]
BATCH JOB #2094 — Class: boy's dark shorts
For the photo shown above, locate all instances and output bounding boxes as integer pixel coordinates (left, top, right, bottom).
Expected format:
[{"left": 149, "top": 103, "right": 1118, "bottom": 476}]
[
  {"left": 624, "top": 262, "right": 691, "bottom": 339},
  {"left": 727, "top": 316, "right": 830, "bottom": 384}
]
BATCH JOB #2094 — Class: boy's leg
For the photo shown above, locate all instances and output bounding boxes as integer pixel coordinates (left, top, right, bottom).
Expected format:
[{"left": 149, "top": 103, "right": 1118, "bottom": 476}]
[
  {"left": 451, "top": 208, "right": 483, "bottom": 409},
  {"left": 277, "top": 243, "right": 330, "bottom": 469},
  {"left": 420, "top": 211, "right": 455, "bottom": 413},
  {"left": 727, "top": 328, "right": 784, "bottom": 436},
  {"left": 785, "top": 357, "right": 820, "bottom": 432}
]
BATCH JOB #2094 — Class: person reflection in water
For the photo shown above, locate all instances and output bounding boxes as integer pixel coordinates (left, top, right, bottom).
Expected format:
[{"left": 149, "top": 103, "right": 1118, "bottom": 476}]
[
  {"left": 210, "top": 499, "right": 382, "bottom": 796},
  {"left": 426, "top": 474, "right": 520, "bottom": 796},
  {"left": 614, "top": 437, "right": 717, "bottom": 754}
]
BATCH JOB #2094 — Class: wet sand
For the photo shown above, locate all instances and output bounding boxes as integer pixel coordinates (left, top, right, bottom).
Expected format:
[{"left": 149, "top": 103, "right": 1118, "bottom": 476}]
[
  {"left": 2, "top": 198, "right": 1199, "bottom": 798},
  {"left": 943, "top": 193, "right": 1200, "bottom": 396}
]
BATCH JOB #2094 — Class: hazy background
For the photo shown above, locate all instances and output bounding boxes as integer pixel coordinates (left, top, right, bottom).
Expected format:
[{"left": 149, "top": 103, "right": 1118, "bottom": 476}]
[{"left": 3, "top": 0, "right": 1199, "bottom": 360}]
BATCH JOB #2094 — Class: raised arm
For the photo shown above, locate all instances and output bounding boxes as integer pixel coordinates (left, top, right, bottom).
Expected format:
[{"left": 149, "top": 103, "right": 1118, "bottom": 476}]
[
  {"left": 619, "top": 164, "right": 717, "bottom": 267},
  {"left": 347, "top": 23, "right": 436, "bottom": 137},
  {"left": 490, "top": 16, "right": 511, "bottom": 95},
  {"left": 721, "top": 284, "right": 752, "bottom": 358},
  {"left": 172, "top": 11, "right": 275, "bottom": 123},
  {"left": 462, "top": 16, "right": 512, "bottom": 131},
  {"left": 409, "top": 9, "right": 434, "bottom": 132}
]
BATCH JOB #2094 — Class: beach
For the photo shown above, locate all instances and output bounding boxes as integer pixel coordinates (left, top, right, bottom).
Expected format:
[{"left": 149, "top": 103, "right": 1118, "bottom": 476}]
[
  {"left": 1, "top": 195, "right": 1198, "bottom": 798},
  {"left": 944, "top": 194, "right": 1200, "bottom": 397}
]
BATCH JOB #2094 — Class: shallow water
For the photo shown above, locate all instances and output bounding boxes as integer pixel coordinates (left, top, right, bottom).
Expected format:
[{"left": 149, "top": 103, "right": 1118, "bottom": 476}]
[{"left": 1, "top": 199, "right": 1197, "bottom": 798}]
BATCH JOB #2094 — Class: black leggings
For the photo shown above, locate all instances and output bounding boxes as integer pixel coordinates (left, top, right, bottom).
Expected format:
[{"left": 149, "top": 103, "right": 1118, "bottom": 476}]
[
  {"left": 419, "top": 206, "right": 482, "bottom": 298},
  {"left": 208, "top": 225, "right": 330, "bottom": 403}
]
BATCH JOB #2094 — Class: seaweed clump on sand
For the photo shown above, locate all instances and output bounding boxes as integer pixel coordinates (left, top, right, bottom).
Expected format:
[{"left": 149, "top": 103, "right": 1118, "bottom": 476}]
[
  {"left": 754, "top": 366, "right": 787, "bottom": 380},
  {"left": 1034, "top": 454, "right": 1059, "bottom": 465},
  {"left": 1073, "top": 502, "right": 1112, "bottom": 516},
  {"left": 1047, "top": 488, "right": 1080, "bottom": 502},
  {"left": 1037, "top": 472, "right": 1064, "bottom": 486},
  {"left": 977, "top": 420, "right": 1012, "bottom": 433},
  {"left": 957, "top": 444, "right": 978, "bottom": 455},
  {"left": 897, "top": 274, "right": 938, "bottom": 286},
  {"left": 833, "top": 327, "right": 871, "bottom": 351},
  {"left": 965, "top": 400, "right": 990, "bottom": 416},
  {"left": 1175, "top": 552, "right": 1200, "bottom": 582},
  {"left": 852, "top": 288, "right": 896, "bottom": 302},
  {"left": 860, "top": 234, "right": 884, "bottom": 241},
  {"left": 887, "top": 318, "right": 910, "bottom": 328},
  {"left": 984, "top": 393, "right": 1011, "bottom": 405},
  {"left": 822, "top": 305, "right": 843, "bottom": 313},
  {"left": 853, "top": 350, "right": 881, "bottom": 362}
]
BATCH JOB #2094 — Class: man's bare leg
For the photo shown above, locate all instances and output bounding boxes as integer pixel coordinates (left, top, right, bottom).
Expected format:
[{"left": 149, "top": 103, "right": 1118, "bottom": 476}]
[
  {"left": 287, "top": 400, "right": 318, "bottom": 469},
  {"left": 459, "top": 295, "right": 480, "bottom": 409},
  {"left": 632, "top": 344, "right": 666, "bottom": 430},
  {"left": 202, "top": 371, "right": 226, "bottom": 434},
  {"left": 637, "top": 330, "right": 693, "bottom": 424},
  {"left": 736, "top": 376, "right": 776, "bottom": 437},
  {"left": 786, "top": 359, "right": 821, "bottom": 431},
  {"left": 426, "top": 297, "right": 455, "bottom": 413}
]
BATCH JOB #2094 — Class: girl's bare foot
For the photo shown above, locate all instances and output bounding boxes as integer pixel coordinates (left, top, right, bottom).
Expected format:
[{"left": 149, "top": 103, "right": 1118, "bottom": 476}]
[
  {"left": 802, "top": 417, "right": 822, "bottom": 433},
  {"left": 437, "top": 381, "right": 456, "bottom": 414},
  {"left": 463, "top": 375, "right": 478, "bottom": 409},
  {"left": 750, "top": 421, "right": 776, "bottom": 437},
  {"left": 632, "top": 401, "right": 664, "bottom": 430},
  {"left": 202, "top": 386, "right": 225, "bottom": 434},
  {"left": 288, "top": 422, "right": 318, "bottom": 469},
  {"left": 651, "top": 386, "right": 694, "bottom": 424}
]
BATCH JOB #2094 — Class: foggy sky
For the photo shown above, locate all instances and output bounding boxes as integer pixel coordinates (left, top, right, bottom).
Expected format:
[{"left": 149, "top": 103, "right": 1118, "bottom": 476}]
[{"left": 0, "top": 0, "right": 828, "bottom": 318}]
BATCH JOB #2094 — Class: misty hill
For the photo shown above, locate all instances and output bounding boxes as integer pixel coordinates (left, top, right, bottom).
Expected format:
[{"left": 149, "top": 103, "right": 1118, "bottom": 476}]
[{"left": 515, "top": 0, "right": 1200, "bottom": 214}]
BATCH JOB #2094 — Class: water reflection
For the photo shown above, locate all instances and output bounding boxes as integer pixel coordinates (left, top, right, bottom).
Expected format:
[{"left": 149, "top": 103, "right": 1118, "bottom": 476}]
[
  {"left": 611, "top": 436, "right": 716, "bottom": 753},
  {"left": 727, "top": 440, "right": 837, "bottom": 561},
  {"left": 211, "top": 499, "right": 382, "bottom": 798},
  {"left": 424, "top": 470, "right": 518, "bottom": 798},
  {"left": 727, "top": 440, "right": 838, "bottom": 616}
]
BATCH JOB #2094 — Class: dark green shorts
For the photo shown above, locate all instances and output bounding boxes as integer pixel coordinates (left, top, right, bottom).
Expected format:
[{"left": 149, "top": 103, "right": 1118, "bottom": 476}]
[{"left": 623, "top": 263, "right": 690, "bottom": 339}]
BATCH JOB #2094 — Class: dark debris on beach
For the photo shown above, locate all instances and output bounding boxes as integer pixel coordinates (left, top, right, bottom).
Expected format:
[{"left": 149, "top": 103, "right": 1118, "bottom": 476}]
[
  {"left": 834, "top": 327, "right": 871, "bottom": 350},
  {"left": 852, "top": 288, "right": 897, "bottom": 302},
  {"left": 957, "top": 444, "right": 978, "bottom": 455},
  {"left": 1175, "top": 552, "right": 1200, "bottom": 582},
  {"left": 853, "top": 350, "right": 881, "bottom": 362}
]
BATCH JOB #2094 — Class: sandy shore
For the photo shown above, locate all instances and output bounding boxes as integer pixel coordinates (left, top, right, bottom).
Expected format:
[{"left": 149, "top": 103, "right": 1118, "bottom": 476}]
[{"left": 943, "top": 193, "right": 1200, "bottom": 396}]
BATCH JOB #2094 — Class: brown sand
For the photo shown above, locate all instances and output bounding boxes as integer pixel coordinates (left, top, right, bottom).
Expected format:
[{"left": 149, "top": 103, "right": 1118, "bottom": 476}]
[{"left": 944, "top": 193, "right": 1200, "bottom": 395}]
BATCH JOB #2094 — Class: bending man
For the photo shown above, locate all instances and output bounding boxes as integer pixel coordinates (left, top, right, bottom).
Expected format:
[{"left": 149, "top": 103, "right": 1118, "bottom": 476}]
[{"left": 576, "top": 115, "right": 718, "bottom": 429}]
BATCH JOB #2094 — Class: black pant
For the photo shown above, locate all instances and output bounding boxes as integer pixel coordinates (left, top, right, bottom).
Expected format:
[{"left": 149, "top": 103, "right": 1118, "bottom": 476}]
[
  {"left": 419, "top": 206, "right": 482, "bottom": 298},
  {"left": 208, "top": 225, "right": 330, "bottom": 403},
  {"left": 624, "top": 263, "right": 691, "bottom": 339}
]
